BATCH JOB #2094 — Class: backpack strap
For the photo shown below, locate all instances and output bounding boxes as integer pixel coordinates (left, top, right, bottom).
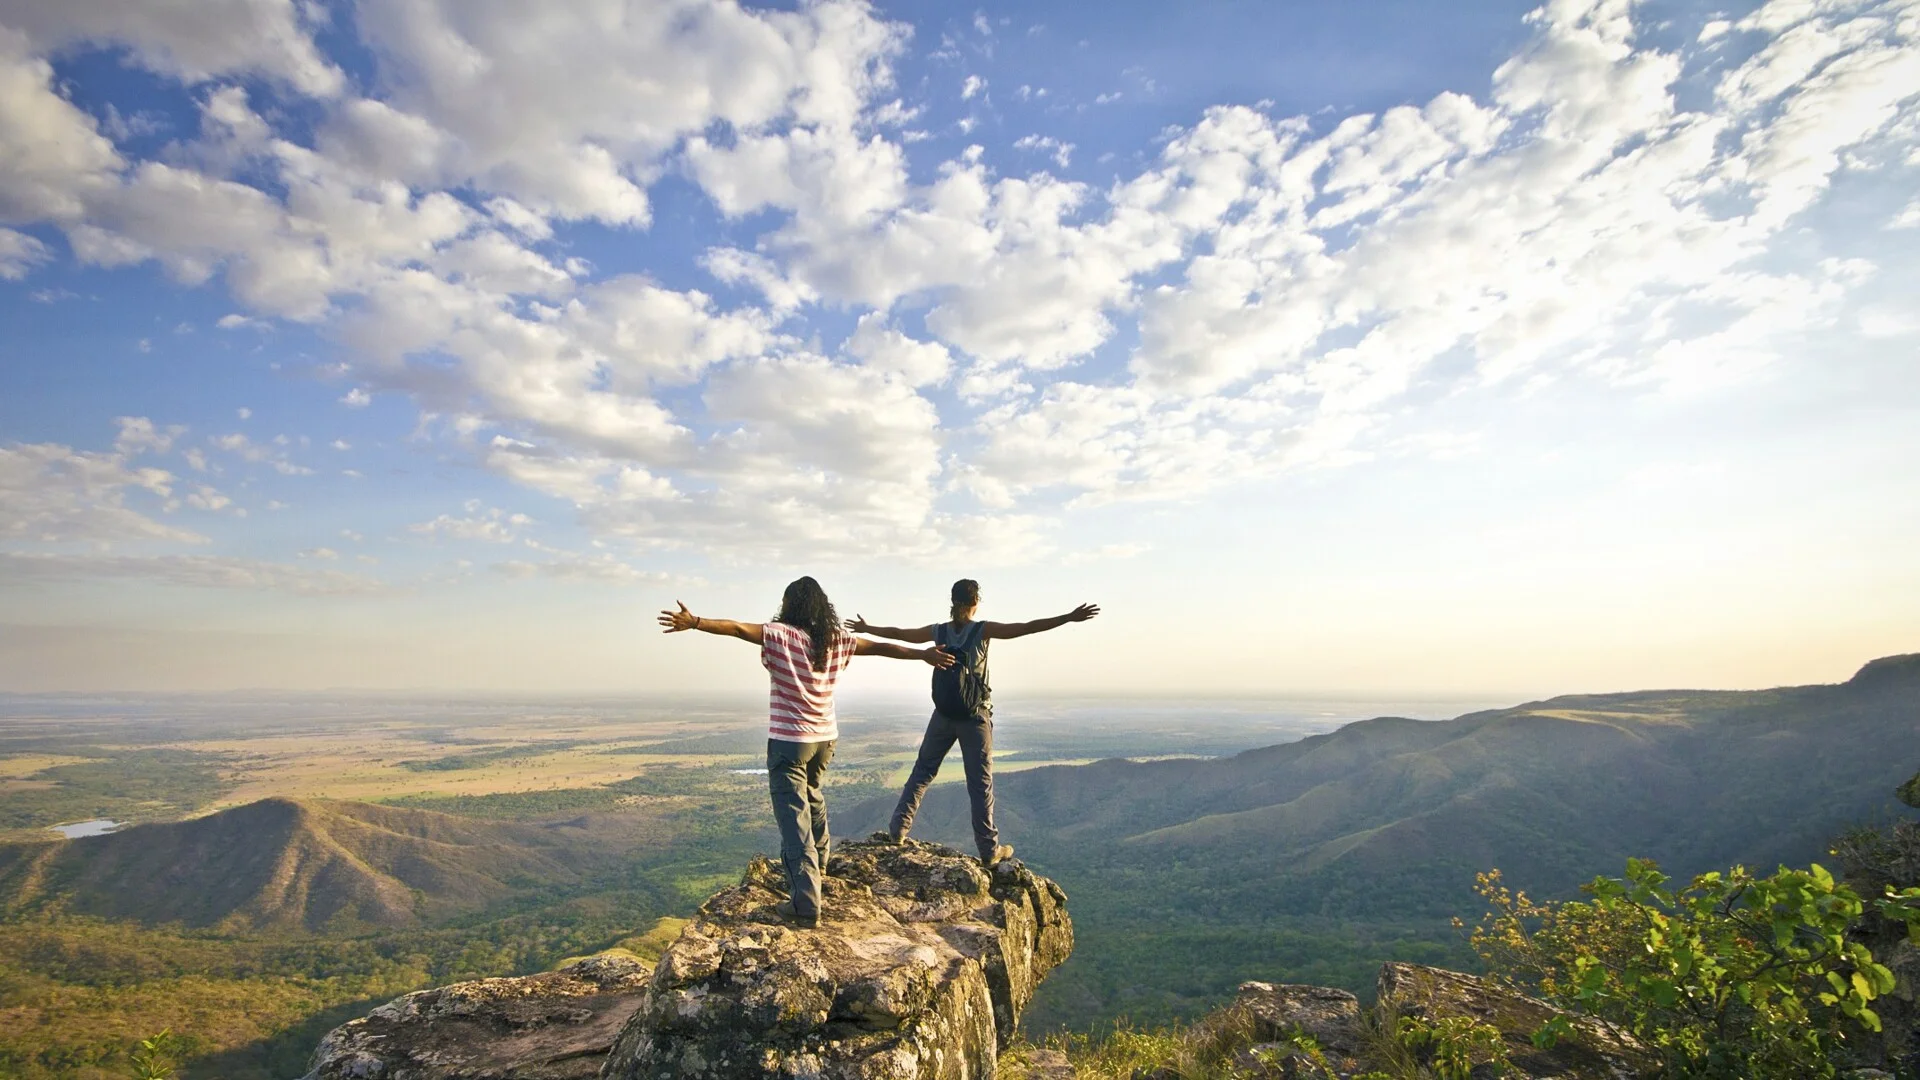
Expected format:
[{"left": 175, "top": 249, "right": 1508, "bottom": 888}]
[{"left": 939, "top": 620, "right": 984, "bottom": 659}]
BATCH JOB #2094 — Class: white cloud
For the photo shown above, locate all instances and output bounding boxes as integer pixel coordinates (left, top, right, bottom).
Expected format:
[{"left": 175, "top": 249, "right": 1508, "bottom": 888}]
[
  {"left": 491, "top": 554, "right": 666, "bottom": 586},
  {"left": 0, "top": 551, "right": 380, "bottom": 594},
  {"left": 0, "top": 226, "right": 48, "bottom": 278},
  {"left": 208, "top": 432, "right": 312, "bottom": 474},
  {"left": 2, "top": 0, "right": 1912, "bottom": 567},
  {"left": 342, "top": 0, "right": 907, "bottom": 223},
  {"left": 0, "top": 0, "right": 342, "bottom": 96},
  {"left": 1013, "top": 133, "right": 1073, "bottom": 168},
  {"left": 113, "top": 415, "right": 181, "bottom": 455},
  {"left": 410, "top": 507, "right": 531, "bottom": 544},
  {"left": 0, "top": 437, "right": 201, "bottom": 545},
  {"left": 0, "top": 28, "right": 123, "bottom": 223},
  {"left": 844, "top": 314, "right": 953, "bottom": 386}
]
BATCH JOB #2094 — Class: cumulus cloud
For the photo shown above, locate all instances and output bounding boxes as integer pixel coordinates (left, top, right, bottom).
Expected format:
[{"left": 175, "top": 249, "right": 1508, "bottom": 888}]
[
  {"left": 1, "top": 0, "right": 1913, "bottom": 565},
  {"left": 0, "top": 0, "right": 342, "bottom": 96}
]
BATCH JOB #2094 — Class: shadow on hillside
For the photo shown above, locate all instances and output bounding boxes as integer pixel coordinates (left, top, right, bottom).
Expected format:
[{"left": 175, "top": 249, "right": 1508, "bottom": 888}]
[{"left": 183, "top": 994, "right": 396, "bottom": 1080}]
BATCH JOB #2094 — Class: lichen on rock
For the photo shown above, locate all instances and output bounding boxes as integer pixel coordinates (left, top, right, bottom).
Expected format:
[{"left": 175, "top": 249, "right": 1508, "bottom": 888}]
[
  {"left": 1376, "top": 962, "right": 1657, "bottom": 1079},
  {"left": 302, "top": 953, "right": 654, "bottom": 1080},
  {"left": 600, "top": 837, "right": 1073, "bottom": 1080}
]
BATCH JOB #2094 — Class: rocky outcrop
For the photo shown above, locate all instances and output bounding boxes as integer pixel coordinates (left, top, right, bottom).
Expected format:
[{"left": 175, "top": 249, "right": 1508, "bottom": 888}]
[
  {"left": 1900, "top": 769, "right": 1920, "bottom": 809},
  {"left": 1378, "top": 962, "right": 1657, "bottom": 1079},
  {"left": 1837, "top": 816, "right": 1920, "bottom": 1074},
  {"left": 1168, "top": 965, "right": 1656, "bottom": 1080},
  {"left": 302, "top": 953, "right": 653, "bottom": 1080},
  {"left": 600, "top": 837, "right": 1072, "bottom": 1080}
]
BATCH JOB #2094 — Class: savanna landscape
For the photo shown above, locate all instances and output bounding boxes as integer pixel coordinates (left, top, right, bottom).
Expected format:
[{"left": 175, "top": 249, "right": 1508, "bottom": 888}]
[{"left": 3, "top": 663, "right": 1916, "bottom": 1078}]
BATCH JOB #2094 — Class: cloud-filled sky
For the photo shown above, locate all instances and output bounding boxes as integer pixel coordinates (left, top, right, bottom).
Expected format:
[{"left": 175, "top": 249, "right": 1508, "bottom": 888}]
[{"left": 1, "top": 0, "right": 1916, "bottom": 696}]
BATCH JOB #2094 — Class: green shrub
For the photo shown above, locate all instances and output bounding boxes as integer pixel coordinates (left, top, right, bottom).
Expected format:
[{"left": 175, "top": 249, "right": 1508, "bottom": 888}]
[{"left": 1461, "top": 859, "right": 1920, "bottom": 1078}]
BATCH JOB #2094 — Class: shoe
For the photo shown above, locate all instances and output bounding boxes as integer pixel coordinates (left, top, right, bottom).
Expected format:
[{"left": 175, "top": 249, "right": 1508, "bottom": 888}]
[
  {"left": 870, "top": 829, "right": 906, "bottom": 845},
  {"left": 982, "top": 844, "right": 1014, "bottom": 867},
  {"left": 774, "top": 900, "right": 820, "bottom": 929}
]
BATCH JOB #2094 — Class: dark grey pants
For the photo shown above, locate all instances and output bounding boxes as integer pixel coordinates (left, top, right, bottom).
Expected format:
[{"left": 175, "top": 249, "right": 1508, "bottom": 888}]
[
  {"left": 889, "top": 712, "right": 998, "bottom": 860},
  {"left": 767, "top": 738, "right": 834, "bottom": 918}
]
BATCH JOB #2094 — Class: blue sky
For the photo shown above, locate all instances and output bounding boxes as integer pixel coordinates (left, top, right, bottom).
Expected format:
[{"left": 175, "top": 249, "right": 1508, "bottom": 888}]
[{"left": 1, "top": 0, "right": 1917, "bottom": 695}]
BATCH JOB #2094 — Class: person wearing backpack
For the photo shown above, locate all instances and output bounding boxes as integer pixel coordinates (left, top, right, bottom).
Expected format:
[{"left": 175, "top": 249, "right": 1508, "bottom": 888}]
[
  {"left": 659, "top": 577, "right": 955, "bottom": 928},
  {"left": 849, "top": 580, "right": 1100, "bottom": 867}
]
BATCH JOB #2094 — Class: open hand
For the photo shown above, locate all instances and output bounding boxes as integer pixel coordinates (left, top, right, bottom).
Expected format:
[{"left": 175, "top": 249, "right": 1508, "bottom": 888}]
[
  {"left": 924, "top": 646, "right": 956, "bottom": 669},
  {"left": 846, "top": 614, "right": 872, "bottom": 634},
  {"left": 1068, "top": 602, "right": 1101, "bottom": 622},
  {"left": 658, "top": 601, "right": 697, "bottom": 633}
]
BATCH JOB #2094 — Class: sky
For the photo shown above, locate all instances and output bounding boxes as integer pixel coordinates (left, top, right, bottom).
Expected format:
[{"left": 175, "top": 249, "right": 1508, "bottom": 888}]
[{"left": 0, "top": 0, "right": 1916, "bottom": 698}]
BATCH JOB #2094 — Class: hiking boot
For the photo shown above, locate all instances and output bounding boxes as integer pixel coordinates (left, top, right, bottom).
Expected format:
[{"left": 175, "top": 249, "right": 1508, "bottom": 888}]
[
  {"left": 870, "top": 829, "right": 906, "bottom": 845},
  {"left": 774, "top": 901, "right": 820, "bottom": 929},
  {"left": 982, "top": 844, "right": 1014, "bottom": 867}
]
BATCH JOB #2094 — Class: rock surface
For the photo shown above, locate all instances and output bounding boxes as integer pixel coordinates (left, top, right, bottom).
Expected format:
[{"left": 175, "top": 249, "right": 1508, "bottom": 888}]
[
  {"left": 1227, "top": 982, "right": 1365, "bottom": 1070},
  {"left": 1168, "top": 964, "right": 1658, "bottom": 1079},
  {"left": 1901, "top": 769, "right": 1920, "bottom": 809},
  {"left": 601, "top": 837, "right": 1072, "bottom": 1080},
  {"left": 301, "top": 953, "right": 653, "bottom": 1080},
  {"left": 1376, "top": 962, "right": 1658, "bottom": 1079}
]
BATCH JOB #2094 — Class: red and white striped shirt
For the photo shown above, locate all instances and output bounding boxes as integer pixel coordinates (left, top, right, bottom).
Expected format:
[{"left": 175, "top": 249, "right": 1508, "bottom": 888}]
[{"left": 761, "top": 622, "right": 855, "bottom": 743}]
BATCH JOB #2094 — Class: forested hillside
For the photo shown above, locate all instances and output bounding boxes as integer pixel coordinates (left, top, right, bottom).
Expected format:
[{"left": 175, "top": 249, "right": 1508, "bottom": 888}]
[{"left": 849, "top": 654, "right": 1920, "bottom": 1026}]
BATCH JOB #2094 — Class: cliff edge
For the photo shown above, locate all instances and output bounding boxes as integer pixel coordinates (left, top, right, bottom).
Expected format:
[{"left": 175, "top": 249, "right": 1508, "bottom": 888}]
[{"left": 303, "top": 837, "right": 1072, "bottom": 1080}]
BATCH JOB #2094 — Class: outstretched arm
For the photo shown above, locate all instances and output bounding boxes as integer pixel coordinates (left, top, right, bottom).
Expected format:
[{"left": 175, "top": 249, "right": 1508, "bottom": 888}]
[
  {"left": 855, "top": 638, "right": 955, "bottom": 667},
  {"left": 982, "top": 602, "right": 1100, "bottom": 641},
  {"left": 658, "top": 601, "right": 763, "bottom": 644},
  {"left": 845, "top": 615, "right": 934, "bottom": 643}
]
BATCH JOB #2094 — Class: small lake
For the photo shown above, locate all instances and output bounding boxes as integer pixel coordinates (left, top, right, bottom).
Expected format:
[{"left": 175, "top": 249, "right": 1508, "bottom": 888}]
[
  {"left": 729, "top": 768, "right": 769, "bottom": 776},
  {"left": 50, "top": 819, "right": 122, "bottom": 839}
]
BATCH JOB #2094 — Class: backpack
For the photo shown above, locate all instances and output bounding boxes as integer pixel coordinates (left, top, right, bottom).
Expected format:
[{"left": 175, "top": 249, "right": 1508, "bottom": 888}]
[{"left": 931, "top": 620, "right": 992, "bottom": 721}]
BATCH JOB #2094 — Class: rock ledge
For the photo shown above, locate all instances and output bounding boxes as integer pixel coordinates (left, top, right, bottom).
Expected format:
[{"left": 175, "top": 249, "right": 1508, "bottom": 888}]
[{"left": 601, "top": 837, "right": 1072, "bottom": 1080}]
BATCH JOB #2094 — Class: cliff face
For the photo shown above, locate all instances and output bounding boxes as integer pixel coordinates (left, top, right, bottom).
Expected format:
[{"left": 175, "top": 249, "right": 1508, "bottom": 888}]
[
  {"left": 601, "top": 837, "right": 1073, "bottom": 1080},
  {"left": 302, "top": 838, "right": 1072, "bottom": 1080}
]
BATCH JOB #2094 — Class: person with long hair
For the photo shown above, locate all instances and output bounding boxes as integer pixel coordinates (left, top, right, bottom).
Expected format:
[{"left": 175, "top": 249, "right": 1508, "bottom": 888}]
[
  {"left": 659, "top": 577, "right": 952, "bottom": 929},
  {"left": 850, "top": 580, "right": 1099, "bottom": 867}
]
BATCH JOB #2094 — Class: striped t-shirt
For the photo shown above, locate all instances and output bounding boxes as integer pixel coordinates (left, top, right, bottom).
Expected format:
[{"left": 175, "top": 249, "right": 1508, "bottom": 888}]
[{"left": 762, "top": 622, "right": 855, "bottom": 743}]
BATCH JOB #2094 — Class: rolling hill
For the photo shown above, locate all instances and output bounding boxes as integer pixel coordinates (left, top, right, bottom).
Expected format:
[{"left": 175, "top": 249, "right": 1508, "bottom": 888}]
[
  {"left": 845, "top": 653, "right": 1920, "bottom": 1024},
  {"left": 0, "top": 797, "right": 602, "bottom": 932}
]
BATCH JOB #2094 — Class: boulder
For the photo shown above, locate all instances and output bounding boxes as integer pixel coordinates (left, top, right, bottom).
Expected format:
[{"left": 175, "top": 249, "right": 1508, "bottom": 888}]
[
  {"left": 1377, "top": 962, "right": 1658, "bottom": 1079},
  {"left": 600, "top": 837, "right": 1073, "bottom": 1080},
  {"left": 301, "top": 953, "right": 653, "bottom": 1080},
  {"left": 1227, "top": 982, "right": 1364, "bottom": 1069}
]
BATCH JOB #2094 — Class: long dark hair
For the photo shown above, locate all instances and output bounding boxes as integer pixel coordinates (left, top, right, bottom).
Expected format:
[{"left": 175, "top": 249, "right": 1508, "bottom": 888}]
[
  {"left": 773, "top": 576, "right": 840, "bottom": 671},
  {"left": 950, "top": 578, "right": 980, "bottom": 623}
]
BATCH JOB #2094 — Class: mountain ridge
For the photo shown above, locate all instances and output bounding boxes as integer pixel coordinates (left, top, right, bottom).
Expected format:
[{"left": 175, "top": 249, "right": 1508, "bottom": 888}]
[{"left": 0, "top": 796, "right": 594, "bottom": 932}]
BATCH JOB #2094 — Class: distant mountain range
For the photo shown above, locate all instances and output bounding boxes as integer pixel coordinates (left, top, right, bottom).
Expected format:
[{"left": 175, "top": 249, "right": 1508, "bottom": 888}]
[
  {"left": 3, "top": 656, "right": 1912, "bottom": 1027},
  {"left": 845, "top": 653, "right": 1920, "bottom": 1023},
  {"left": 0, "top": 797, "right": 600, "bottom": 932}
]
